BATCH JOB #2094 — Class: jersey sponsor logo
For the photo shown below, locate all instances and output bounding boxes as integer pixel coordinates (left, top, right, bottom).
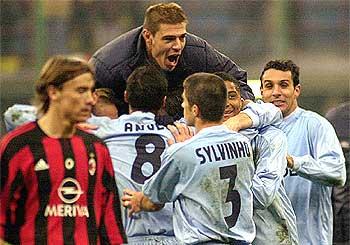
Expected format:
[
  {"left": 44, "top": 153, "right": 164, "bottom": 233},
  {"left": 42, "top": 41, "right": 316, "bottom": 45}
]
[
  {"left": 34, "top": 159, "right": 49, "bottom": 171},
  {"left": 58, "top": 178, "right": 84, "bottom": 204},
  {"left": 44, "top": 204, "right": 89, "bottom": 217},
  {"left": 45, "top": 178, "right": 89, "bottom": 217}
]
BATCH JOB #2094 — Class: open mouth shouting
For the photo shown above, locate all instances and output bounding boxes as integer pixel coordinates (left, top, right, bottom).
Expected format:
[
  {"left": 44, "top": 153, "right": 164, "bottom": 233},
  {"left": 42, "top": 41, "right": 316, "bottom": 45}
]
[{"left": 165, "top": 54, "right": 180, "bottom": 70}]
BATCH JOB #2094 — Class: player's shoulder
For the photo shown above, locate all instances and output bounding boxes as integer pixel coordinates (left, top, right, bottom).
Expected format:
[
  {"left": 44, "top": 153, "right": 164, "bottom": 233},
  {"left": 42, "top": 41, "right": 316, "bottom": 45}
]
[
  {"left": 184, "top": 32, "right": 207, "bottom": 49},
  {"left": 91, "top": 26, "right": 141, "bottom": 68},
  {"left": 76, "top": 128, "right": 105, "bottom": 145},
  {"left": 1, "top": 121, "right": 38, "bottom": 154},
  {"left": 299, "top": 108, "right": 333, "bottom": 128},
  {"left": 259, "top": 125, "right": 285, "bottom": 140}
]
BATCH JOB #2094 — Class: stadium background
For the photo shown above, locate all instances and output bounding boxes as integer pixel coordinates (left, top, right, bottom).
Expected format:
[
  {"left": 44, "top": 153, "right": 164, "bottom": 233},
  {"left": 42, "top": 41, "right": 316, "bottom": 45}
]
[{"left": 1, "top": 0, "right": 349, "bottom": 136}]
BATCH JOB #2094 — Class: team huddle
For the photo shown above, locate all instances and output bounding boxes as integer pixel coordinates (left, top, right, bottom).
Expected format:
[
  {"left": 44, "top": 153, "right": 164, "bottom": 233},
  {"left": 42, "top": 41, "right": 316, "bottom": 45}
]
[{"left": 0, "top": 2, "right": 346, "bottom": 245}]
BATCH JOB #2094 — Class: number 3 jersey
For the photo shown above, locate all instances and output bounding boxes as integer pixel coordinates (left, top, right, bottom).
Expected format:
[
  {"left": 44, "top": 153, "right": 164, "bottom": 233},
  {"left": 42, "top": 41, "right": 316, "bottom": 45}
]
[
  {"left": 143, "top": 125, "right": 256, "bottom": 244},
  {"left": 89, "top": 111, "right": 175, "bottom": 238}
]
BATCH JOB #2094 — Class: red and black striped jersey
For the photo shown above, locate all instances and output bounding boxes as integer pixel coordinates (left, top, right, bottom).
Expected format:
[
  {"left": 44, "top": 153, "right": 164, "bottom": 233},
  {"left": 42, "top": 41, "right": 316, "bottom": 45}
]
[{"left": 0, "top": 122, "right": 127, "bottom": 244}]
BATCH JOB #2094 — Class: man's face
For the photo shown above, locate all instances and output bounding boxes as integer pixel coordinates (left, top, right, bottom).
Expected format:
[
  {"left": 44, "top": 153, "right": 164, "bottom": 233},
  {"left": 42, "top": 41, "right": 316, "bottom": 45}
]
[
  {"left": 182, "top": 89, "right": 195, "bottom": 126},
  {"left": 260, "top": 69, "right": 300, "bottom": 117},
  {"left": 224, "top": 80, "right": 242, "bottom": 121},
  {"left": 144, "top": 22, "right": 187, "bottom": 71},
  {"left": 54, "top": 73, "right": 95, "bottom": 123}
]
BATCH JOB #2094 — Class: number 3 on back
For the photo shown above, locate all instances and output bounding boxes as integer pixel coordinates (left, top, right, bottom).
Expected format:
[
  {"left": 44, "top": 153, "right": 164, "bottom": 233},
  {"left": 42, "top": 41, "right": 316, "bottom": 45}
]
[{"left": 219, "top": 165, "right": 241, "bottom": 228}]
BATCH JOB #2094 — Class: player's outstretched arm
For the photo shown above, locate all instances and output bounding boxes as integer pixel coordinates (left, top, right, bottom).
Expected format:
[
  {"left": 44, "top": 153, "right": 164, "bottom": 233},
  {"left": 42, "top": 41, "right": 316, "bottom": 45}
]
[
  {"left": 122, "top": 189, "right": 164, "bottom": 217},
  {"left": 224, "top": 111, "right": 253, "bottom": 132}
]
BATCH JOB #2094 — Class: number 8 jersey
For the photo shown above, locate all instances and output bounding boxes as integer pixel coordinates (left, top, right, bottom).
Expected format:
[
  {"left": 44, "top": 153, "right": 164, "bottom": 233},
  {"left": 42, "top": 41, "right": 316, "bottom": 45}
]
[
  {"left": 143, "top": 125, "right": 256, "bottom": 244},
  {"left": 88, "top": 111, "right": 175, "bottom": 239}
]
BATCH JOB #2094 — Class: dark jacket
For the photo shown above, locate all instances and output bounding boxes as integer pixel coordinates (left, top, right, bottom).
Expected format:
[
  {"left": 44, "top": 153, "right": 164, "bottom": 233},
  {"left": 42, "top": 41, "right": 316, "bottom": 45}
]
[{"left": 90, "top": 26, "right": 254, "bottom": 118}]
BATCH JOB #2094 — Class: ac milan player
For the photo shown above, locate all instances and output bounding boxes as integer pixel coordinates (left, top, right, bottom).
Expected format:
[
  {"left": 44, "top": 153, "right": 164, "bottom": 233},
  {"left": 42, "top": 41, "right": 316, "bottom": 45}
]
[{"left": 0, "top": 55, "right": 127, "bottom": 244}]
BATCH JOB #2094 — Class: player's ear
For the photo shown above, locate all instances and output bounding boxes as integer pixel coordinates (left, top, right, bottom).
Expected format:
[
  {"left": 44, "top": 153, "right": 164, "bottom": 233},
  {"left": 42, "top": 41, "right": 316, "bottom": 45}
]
[
  {"left": 47, "top": 85, "right": 59, "bottom": 101},
  {"left": 124, "top": 90, "right": 128, "bottom": 103},
  {"left": 192, "top": 104, "right": 200, "bottom": 117},
  {"left": 142, "top": 28, "right": 153, "bottom": 46},
  {"left": 294, "top": 84, "right": 301, "bottom": 99}
]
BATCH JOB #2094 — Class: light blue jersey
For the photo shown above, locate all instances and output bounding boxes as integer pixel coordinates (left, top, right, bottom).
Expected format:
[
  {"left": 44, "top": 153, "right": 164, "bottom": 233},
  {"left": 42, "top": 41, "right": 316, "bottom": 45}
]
[
  {"left": 249, "top": 126, "right": 298, "bottom": 245},
  {"left": 243, "top": 100, "right": 283, "bottom": 129},
  {"left": 143, "top": 125, "right": 256, "bottom": 244},
  {"left": 280, "top": 107, "right": 346, "bottom": 245},
  {"left": 3, "top": 104, "right": 37, "bottom": 131},
  {"left": 89, "top": 112, "right": 176, "bottom": 241}
]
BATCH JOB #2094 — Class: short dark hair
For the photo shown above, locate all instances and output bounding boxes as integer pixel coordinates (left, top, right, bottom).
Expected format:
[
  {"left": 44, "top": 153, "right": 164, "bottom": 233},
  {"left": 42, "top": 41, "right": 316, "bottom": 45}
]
[
  {"left": 143, "top": 2, "right": 188, "bottom": 35},
  {"left": 260, "top": 59, "right": 300, "bottom": 87},
  {"left": 126, "top": 65, "right": 168, "bottom": 112},
  {"left": 183, "top": 73, "right": 227, "bottom": 122},
  {"left": 33, "top": 55, "right": 94, "bottom": 115},
  {"left": 214, "top": 71, "right": 241, "bottom": 94},
  {"left": 95, "top": 88, "right": 122, "bottom": 109},
  {"left": 165, "top": 89, "right": 183, "bottom": 121}
]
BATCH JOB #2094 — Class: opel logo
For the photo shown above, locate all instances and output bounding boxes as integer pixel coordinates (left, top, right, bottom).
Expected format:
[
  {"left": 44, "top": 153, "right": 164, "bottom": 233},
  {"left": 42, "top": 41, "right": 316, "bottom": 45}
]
[{"left": 57, "top": 178, "right": 84, "bottom": 204}]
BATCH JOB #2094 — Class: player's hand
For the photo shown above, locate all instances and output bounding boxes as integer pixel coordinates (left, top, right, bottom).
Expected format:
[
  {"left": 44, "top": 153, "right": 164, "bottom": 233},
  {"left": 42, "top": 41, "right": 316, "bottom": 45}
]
[
  {"left": 167, "top": 122, "right": 194, "bottom": 145},
  {"left": 286, "top": 155, "right": 294, "bottom": 169},
  {"left": 122, "top": 189, "right": 144, "bottom": 217},
  {"left": 77, "top": 122, "right": 98, "bottom": 131}
]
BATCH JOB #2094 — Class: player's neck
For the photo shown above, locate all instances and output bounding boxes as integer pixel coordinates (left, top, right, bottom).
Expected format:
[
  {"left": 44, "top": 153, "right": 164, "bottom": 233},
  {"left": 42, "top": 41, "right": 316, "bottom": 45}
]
[
  {"left": 195, "top": 119, "right": 223, "bottom": 133},
  {"left": 38, "top": 110, "right": 76, "bottom": 138}
]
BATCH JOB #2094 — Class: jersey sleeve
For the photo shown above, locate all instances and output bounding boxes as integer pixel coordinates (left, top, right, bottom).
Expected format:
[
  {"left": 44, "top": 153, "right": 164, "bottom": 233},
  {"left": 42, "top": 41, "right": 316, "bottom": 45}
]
[
  {"left": 242, "top": 101, "right": 283, "bottom": 128},
  {"left": 291, "top": 118, "right": 346, "bottom": 187},
  {"left": 252, "top": 128, "right": 288, "bottom": 209},
  {"left": 99, "top": 144, "right": 127, "bottom": 244},
  {"left": 0, "top": 135, "right": 25, "bottom": 242},
  {"left": 88, "top": 115, "right": 115, "bottom": 139},
  {"left": 143, "top": 146, "right": 182, "bottom": 204}
]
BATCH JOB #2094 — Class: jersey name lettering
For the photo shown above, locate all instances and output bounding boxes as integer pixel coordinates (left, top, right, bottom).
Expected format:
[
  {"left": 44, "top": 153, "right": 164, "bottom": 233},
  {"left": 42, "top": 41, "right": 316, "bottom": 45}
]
[
  {"left": 195, "top": 141, "right": 250, "bottom": 164},
  {"left": 124, "top": 122, "right": 165, "bottom": 132}
]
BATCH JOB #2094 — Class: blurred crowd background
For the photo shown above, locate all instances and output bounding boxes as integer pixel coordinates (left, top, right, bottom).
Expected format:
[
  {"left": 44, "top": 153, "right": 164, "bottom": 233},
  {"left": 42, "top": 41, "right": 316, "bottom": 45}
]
[{"left": 1, "top": 0, "right": 349, "bottom": 135}]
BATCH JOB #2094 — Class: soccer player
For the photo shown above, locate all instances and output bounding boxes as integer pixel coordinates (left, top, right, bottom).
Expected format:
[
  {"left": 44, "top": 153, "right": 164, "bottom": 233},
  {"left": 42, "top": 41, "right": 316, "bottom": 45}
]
[
  {"left": 89, "top": 2, "right": 254, "bottom": 119},
  {"left": 0, "top": 55, "right": 127, "bottom": 244},
  {"left": 260, "top": 59, "right": 346, "bottom": 244},
  {"left": 215, "top": 72, "right": 298, "bottom": 244},
  {"left": 122, "top": 73, "right": 256, "bottom": 244},
  {"left": 88, "top": 65, "right": 177, "bottom": 244}
]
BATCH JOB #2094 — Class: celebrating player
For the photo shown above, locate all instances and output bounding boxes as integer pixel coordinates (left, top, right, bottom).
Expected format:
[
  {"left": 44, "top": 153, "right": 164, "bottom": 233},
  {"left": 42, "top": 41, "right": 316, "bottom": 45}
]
[
  {"left": 122, "top": 73, "right": 256, "bottom": 244},
  {"left": 216, "top": 72, "right": 298, "bottom": 244},
  {"left": 90, "top": 2, "right": 253, "bottom": 119},
  {"left": 88, "top": 65, "right": 178, "bottom": 244},
  {"left": 260, "top": 59, "right": 346, "bottom": 244}
]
